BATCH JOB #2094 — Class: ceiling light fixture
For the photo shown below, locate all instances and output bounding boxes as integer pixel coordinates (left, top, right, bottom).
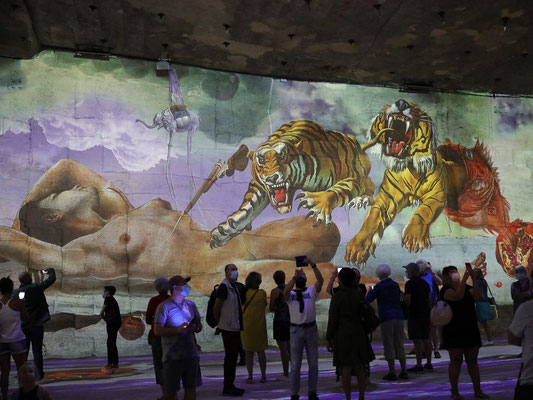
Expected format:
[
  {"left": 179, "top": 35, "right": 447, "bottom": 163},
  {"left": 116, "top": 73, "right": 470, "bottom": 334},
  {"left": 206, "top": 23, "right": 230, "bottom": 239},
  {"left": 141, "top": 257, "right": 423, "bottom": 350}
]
[
  {"left": 437, "top": 11, "right": 445, "bottom": 24},
  {"left": 156, "top": 43, "right": 170, "bottom": 77},
  {"left": 400, "top": 80, "right": 434, "bottom": 93},
  {"left": 502, "top": 17, "right": 509, "bottom": 31},
  {"left": 74, "top": 51, "right": 110, "bottom": 61}
]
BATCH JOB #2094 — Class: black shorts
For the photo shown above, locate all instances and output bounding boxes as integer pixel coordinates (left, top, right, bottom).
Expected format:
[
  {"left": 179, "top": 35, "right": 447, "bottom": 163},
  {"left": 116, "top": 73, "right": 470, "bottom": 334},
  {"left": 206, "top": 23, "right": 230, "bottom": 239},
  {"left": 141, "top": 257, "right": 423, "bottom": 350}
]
[
  {"left": 163, "top": 357, "right": 199, "bottom": 392},
  {"left": 273, "top": 320, "right": 290, "bottom": 342},
  {"left": 408, "top": 318, "right": 430, "bottom": 340}
]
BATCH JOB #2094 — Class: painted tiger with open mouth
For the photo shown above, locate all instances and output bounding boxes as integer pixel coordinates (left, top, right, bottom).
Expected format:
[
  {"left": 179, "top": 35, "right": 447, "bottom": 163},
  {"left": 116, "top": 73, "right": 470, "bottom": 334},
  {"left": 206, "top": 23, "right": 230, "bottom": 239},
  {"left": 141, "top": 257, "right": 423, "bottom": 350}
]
[
  {"left": 345, "top": 99, "right": 447, "bottom": 264},
  {"left": 210, "top": 120, "right": 375, "bottom": 248}
]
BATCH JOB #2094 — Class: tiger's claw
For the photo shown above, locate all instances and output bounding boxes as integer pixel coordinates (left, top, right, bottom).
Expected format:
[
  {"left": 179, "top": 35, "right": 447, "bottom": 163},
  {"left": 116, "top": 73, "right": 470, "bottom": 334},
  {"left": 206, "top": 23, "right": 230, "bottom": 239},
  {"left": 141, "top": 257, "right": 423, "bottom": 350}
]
[{"left": 348, "top": 196, "right": 373, "bottom": 211}]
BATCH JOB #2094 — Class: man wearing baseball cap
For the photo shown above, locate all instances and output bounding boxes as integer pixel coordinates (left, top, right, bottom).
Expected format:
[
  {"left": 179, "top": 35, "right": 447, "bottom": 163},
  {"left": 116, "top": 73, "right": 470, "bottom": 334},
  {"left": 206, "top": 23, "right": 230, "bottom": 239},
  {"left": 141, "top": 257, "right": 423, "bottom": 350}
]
[{"left": 154, "top": 275, "right": 202, "bottom": 400}]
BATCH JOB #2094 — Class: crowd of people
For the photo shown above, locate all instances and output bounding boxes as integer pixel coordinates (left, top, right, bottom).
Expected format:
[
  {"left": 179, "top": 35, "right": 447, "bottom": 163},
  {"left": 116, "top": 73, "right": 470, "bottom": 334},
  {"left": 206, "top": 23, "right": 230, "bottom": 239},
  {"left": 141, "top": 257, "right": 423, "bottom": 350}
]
[
  {"left": 1, "top": 269, "right": 56, "bottom": 400},
  {"left": 1, "top": 259, "right": 533, "bottom": 399}
]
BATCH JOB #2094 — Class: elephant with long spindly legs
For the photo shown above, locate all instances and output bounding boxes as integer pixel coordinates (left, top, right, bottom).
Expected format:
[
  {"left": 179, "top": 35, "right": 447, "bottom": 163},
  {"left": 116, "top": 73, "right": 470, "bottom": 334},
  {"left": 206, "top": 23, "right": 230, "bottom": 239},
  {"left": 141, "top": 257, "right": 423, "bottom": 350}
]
[{"left": 136, "top": 68, "right": 200, "bottom": 211}]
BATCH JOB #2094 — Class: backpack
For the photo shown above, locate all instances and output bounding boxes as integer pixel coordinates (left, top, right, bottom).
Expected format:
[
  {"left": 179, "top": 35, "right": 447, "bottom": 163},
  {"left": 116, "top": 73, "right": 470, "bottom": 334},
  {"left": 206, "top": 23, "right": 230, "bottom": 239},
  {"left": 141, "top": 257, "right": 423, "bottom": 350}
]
[
  {"left": 205, "top": 284, "right": 219, "bottom": 329},
  {"left": 360, "top": 301, "right": 380, "bottom": 334}
]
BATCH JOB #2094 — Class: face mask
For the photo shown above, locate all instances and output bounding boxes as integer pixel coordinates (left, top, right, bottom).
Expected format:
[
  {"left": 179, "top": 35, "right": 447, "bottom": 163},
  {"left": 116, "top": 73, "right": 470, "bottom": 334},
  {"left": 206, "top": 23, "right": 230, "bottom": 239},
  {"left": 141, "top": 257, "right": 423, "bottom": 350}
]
[
  {"left": 230, "top": 271, "right": 239, "bottom": 280},
  {"left": 180, "top": 285, "right": 190, "bottom": 297},
  {"left": 450, "top": 273, "right": 460, "bottom": 282},
  {"left": 517, "top": 273, "right": 526, "bottom": 280},
  {"left": 294, "top": 277, "right": 307, "bottom": 289},
  {"left": 101, "top": 292, "right": 107, "bottom": 299}
]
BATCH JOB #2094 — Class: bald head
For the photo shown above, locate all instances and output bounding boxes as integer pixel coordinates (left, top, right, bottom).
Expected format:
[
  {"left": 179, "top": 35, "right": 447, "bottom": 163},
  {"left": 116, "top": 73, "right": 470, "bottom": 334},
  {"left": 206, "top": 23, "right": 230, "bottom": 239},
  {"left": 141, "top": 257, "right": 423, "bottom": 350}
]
[{"left": 19, "top": 271, "right": 32, "bottom": 285}]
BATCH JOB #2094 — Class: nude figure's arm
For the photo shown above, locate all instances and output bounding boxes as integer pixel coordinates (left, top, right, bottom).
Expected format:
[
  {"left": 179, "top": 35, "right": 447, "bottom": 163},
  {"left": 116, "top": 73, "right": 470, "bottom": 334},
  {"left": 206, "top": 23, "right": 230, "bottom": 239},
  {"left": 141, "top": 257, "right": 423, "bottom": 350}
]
[
  {"left": 0, "top": 226, "right": 63, "bottom": 269},
  {"left": 13, "top": 159, "right": 133, "bottom": 229},
  {"left": 0, "top": 225, "right": 93, "bottom": 276}
]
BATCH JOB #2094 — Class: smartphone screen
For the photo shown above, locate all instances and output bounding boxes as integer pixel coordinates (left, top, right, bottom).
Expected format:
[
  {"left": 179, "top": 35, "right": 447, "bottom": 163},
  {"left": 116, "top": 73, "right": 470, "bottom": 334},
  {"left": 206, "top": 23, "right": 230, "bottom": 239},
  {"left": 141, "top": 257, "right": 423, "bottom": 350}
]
[
  {"left": 295, "top": 256, "right": 308, "bottom": 267},
  {"left": 18, "top": 292, "right": 25, "bottom": 300},
  {"left": 337, "top": 267, "right": 342, "bottom": 273},
  {"left": 41, "top": 270, "right": 47, "bottom": 274}
]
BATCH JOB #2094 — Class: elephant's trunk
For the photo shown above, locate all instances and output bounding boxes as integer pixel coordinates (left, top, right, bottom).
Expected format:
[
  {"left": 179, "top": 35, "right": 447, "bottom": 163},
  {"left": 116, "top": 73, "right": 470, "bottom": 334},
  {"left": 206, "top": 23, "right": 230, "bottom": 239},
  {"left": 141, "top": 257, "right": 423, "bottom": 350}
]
[{"left": 136, "top": 119, "right": 157, "bottom": 129}]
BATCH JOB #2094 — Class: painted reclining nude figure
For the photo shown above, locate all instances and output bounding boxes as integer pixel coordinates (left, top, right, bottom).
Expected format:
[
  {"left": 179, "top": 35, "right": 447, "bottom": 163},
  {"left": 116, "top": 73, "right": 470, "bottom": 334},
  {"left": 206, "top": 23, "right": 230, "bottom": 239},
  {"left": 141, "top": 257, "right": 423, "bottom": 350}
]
[{"left": 0, "top": 160, "right": 340, "bottom": 294}]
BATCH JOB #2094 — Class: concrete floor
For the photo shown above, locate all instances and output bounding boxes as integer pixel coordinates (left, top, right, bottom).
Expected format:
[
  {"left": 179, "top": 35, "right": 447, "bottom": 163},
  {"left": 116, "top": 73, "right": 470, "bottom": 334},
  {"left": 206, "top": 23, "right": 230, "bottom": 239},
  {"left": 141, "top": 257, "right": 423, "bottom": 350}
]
[{"left": 7, "top": 339, "right": 520, "bottom": 400}]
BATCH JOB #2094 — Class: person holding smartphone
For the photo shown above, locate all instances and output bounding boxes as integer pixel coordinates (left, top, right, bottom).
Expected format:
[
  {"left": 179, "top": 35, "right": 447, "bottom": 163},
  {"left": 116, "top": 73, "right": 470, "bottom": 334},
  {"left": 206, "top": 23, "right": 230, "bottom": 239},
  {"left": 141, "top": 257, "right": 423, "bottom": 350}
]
[
  {"left": 440, "top": 264, "right": 489, "bottom": 400},
  {"left": 283, "top": 257, "right": 323, "bottom": 400},
  {"left": 13, "top": 268, "right": 56, "bottom": 381},
  {"left": 0, "top": 277, "right": 29, "bottom": 400},
  {"left": 154, "top": 275, "right": 202, "bottom": 400}
]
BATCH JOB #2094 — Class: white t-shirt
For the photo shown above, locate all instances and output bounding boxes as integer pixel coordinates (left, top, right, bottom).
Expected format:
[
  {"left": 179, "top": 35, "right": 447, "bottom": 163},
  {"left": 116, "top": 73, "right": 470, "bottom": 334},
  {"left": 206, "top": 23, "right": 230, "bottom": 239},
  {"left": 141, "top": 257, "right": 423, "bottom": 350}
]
[
  {"left": 287, "top": 285, "right": 318, "bottom": 325},
  {"left": 509, "top": 299, "right": 533, "bottom": 385}
]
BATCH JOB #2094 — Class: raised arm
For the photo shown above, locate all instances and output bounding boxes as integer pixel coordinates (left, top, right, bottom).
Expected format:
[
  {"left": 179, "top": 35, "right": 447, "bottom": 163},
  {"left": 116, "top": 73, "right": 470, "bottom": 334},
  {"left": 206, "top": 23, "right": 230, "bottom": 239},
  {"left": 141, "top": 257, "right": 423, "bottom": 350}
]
[
  {"left": 326, "top": 269, "right": 338, "bottom": 296},
  {"left": 36, "top": 268, "right": 56, "bottom": 290},
  {"left": 283, "top": 277, "right": 296, "bottom": 301},
  {"left": 443, "top": 272, "right": 469, "bottom": 302},
  {"left": 309, "top": 259, "right": 324, "bottom": 293}
]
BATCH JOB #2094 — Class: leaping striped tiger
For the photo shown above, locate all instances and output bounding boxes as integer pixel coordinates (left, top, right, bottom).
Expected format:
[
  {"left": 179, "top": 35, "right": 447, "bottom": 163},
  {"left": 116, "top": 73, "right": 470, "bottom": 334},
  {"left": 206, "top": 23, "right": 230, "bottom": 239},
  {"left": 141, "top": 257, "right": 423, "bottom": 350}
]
[
  {"left": 345, "top": 99, "right": 446, "bottom": 264},
  {"left": 210, "top": 120, "right": 375, "bottom": 248}
]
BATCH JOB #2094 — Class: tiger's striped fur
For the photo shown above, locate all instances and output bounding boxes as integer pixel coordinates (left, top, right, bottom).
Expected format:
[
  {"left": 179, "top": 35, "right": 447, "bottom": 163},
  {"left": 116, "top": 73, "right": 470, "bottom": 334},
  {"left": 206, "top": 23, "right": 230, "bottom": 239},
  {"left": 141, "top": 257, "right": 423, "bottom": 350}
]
[
  {"left": 210, "top": 120, "right": 375, "bottom": 248},
  {"left": 346, "top": 100, "right": 447, "bottom": 264}
]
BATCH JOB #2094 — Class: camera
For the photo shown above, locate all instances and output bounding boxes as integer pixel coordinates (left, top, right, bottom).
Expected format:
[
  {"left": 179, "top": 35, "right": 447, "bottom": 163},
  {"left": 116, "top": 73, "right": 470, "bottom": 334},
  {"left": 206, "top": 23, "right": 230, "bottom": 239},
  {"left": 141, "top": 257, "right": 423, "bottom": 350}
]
[
  {"left": 18, "top": 292, "right": 25, "bottom": 300},
  {"left": 295, "top": 256, "right": 308, "bottom": 267}
]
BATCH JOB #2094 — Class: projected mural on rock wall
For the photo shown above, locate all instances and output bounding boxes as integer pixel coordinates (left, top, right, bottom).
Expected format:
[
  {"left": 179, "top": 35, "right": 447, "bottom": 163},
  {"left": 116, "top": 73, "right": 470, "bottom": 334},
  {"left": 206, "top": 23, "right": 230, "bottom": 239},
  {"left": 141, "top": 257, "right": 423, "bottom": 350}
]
[{"left": 1, "top": 50, "right": 533, "bottom": 311}]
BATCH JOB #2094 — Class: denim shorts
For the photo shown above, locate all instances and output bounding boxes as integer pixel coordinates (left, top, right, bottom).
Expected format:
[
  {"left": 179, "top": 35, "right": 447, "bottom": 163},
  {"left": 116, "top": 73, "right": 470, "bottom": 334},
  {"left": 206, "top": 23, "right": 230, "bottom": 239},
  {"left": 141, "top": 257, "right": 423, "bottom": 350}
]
[{"left": 0, "top": 339, "right": 27, "bottom": 355}]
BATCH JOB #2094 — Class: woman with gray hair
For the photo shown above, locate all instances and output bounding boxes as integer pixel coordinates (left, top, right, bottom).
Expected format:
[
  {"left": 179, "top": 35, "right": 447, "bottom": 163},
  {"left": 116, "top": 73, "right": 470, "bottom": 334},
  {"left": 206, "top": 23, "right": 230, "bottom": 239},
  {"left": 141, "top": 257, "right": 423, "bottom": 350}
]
[
  {"left": 145, "top": 277, "right": 170, "bottom": 398},
  {"left": 366, "top": 264, "right": 408, "bottom": 380}
]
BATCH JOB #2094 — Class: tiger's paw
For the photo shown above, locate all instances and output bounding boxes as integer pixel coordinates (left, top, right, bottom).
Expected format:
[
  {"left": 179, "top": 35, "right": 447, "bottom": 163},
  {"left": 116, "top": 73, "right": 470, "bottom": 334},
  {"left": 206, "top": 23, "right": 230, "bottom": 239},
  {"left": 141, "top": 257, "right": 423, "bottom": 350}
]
[
  {"left": 210, "top": 222, "right": 241, "bottom": 248},
  {"left": 348, "top": 195, "right": 374, "bottom": 210},
  {"left": 345, "top": 232, "right": 378, "bottom": 265},
  {"left": 401, "top": 219, "right": 431, "bottom": 253},
  {"left": 296, "top": 191, "right": 336, "bottom": 228}
]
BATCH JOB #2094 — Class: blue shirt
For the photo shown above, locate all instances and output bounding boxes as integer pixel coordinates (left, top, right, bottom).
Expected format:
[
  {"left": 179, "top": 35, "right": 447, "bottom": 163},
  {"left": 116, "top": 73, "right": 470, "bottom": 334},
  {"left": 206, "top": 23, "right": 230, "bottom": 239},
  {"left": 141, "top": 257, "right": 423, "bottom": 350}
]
[
  {"left": 366, "top": 278, "right": 404, "bottom": 321},
  {"left": 154, "top": 298, "right": 201, "bottom": 361},
  {"left": 421, "top": 272, "right": 438, "bottom": 304}
]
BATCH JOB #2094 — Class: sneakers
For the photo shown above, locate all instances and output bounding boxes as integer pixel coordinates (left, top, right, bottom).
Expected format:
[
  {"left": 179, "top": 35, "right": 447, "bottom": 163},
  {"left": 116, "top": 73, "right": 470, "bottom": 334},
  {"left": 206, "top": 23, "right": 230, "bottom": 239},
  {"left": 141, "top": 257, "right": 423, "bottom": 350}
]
[
  {"left": 407, "top": 365, "right": 424, "bottom": 373},
  {"left": 424, "top": 363, "right": 434, "bottom": 371},
  {"left": 434, "top": 351, "right": 442, "bottom": 359},
  {"left": 222, "top": 386, "right": 245, "bottom": 397},
  {"left": 398, "top": 371, "right": 409, "bottom": 379},
  {"left": 485, "top": 340, "right": 494, "bottom": 346},
  {"left": 101, "top": 364, "right": 113, "bottom": 374},
  {"left": 308, "top": 392, "right": 319, "bottom": 400},
  {"left": 382, "top": 373, "right": 398, "bottom": 381}
]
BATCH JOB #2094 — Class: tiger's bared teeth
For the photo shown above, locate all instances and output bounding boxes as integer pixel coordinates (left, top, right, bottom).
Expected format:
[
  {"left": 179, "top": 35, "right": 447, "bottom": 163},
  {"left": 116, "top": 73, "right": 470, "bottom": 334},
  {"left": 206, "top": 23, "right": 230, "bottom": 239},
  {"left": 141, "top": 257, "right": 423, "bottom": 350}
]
[
  {"left": 386, "top": 143, "right": 392, "bottom": 154},
  {"left": 388, "top": 117, "right": 393, "bottom": 128},
  {"left": 405, "top": 121, "right": 410, "bottom": 133}
]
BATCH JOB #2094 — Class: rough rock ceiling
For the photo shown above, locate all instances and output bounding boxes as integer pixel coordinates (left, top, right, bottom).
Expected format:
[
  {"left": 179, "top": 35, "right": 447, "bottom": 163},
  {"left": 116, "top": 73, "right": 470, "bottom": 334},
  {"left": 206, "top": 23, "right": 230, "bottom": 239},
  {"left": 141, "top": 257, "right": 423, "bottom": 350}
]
[{"left": 1, "top": 0, "right": 533, "bottom": 95}]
